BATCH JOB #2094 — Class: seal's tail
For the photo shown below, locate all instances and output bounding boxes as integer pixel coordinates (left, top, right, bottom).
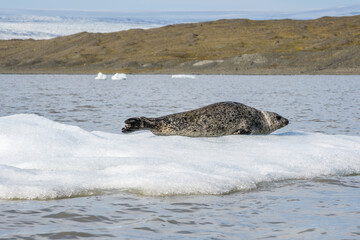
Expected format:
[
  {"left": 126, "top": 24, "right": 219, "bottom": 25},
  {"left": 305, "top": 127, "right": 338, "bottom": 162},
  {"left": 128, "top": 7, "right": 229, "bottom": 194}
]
[{"left": 122, "top": 117, "right": 154, "bottom": 133}]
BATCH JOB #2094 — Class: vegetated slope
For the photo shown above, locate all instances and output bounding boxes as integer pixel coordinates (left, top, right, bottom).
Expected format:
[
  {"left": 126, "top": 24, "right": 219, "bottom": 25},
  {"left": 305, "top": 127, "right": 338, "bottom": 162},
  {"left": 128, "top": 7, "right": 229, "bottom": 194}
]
[{"left": 1, "top": 15, "right": 360, "bottom": 74}]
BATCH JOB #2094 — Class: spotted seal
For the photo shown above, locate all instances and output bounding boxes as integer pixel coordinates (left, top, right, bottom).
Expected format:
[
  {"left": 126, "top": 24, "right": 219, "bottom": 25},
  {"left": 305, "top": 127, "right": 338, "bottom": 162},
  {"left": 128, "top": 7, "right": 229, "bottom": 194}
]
[{"left": 122, "top": 101, "right": 289, "bottom": 137}]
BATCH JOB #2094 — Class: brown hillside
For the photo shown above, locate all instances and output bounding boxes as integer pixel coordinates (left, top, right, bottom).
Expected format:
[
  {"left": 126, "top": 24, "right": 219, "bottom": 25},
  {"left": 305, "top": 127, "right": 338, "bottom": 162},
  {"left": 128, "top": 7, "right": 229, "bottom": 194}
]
[{"left": 1, "top": 15, "right": 360, "bottom": 74}]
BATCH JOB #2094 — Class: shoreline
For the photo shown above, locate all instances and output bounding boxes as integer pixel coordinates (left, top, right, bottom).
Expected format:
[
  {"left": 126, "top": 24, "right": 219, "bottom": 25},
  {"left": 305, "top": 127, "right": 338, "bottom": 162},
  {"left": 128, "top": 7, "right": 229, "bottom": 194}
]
[{"left": 1, "top": 67, "right": 359, "bottom": 75}]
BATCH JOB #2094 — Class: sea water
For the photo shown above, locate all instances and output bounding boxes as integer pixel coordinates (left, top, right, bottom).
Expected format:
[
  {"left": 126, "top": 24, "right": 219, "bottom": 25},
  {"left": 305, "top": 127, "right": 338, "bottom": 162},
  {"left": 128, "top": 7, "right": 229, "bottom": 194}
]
[{"left": 0, "top": 74, "right": 359, "bottom": 239}]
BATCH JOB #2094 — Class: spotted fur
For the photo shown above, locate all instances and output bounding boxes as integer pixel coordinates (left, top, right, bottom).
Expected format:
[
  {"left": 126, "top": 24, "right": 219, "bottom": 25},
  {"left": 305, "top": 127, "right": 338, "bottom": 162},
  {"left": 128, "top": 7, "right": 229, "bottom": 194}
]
[{"left": 122, "top": 102, "right": 289, "bottom": 137}]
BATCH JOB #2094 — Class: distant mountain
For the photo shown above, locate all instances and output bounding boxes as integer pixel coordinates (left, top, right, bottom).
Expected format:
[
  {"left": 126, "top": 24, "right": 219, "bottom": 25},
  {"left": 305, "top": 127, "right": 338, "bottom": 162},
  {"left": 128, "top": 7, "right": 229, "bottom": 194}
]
[{"left": 1, "top": 5, "right": 360, "bottom": 39}]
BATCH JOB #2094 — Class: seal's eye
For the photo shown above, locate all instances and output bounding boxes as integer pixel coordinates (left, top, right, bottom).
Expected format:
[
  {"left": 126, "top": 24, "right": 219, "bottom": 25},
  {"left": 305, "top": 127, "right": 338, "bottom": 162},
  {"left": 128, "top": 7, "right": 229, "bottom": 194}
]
[{"left": 276, "top": 116, "right": 281, "bottom": 121}]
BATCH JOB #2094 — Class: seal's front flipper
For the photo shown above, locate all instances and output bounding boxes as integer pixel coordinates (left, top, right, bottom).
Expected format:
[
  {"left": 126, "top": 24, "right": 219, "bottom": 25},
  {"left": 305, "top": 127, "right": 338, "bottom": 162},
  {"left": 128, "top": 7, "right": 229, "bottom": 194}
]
[
  {"left": 232, "top": 128, "right": 251, "bottom": 135},
  {"left": 122, "top": 117, "right": 155, "bottom": 133}
]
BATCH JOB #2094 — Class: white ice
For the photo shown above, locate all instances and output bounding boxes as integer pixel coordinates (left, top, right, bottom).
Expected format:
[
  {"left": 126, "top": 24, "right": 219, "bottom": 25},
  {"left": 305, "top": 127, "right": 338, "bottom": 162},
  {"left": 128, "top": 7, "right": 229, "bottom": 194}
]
[
  {"left": 172, "top": 75, "right": 196, "bottom": 79},
  {"left": 95, "top": 72, "right": 107, "bottom": 80},
  {"left": 111, "top": 73, "right": 127, "bottom": 80},
  {"left": 0, "top": 114, "right": 359, "bottom": 200}
]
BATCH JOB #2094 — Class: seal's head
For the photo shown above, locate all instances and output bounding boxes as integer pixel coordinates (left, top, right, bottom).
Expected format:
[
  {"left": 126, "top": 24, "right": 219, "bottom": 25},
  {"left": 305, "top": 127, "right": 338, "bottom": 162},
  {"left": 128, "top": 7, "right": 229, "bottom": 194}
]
[{"left": 263, "top": 111, "right": 289, "bottom": 133}]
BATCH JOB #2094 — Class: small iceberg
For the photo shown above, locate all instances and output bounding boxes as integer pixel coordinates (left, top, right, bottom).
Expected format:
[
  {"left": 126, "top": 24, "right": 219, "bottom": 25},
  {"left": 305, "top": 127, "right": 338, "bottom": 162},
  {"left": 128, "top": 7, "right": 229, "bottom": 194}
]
[
  {"left": 172, "top": 74, "right": 196, "bottom": 79},
  {"left": 111, "top": 73, "right": 127, "bottom": 80},
  {"left": 95, "top": 72, "right": 107, "bottom": 80},
  {"left": 1, "top": 114, "right": 360, "bottom": 199}
]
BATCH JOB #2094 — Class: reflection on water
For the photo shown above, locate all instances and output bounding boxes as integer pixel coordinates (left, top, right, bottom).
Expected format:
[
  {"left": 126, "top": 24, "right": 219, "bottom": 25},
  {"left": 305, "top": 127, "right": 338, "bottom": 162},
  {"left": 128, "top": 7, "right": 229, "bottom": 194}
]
[{"left": 0, "top": 74, "right": 359, "bottom": 239}]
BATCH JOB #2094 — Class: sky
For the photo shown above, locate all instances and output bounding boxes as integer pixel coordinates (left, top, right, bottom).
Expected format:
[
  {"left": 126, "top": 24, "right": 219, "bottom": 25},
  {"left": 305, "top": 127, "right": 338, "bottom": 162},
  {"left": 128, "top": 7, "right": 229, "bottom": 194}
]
[{"left": 1, "top": 0, "right": 360, "bottom": 12}]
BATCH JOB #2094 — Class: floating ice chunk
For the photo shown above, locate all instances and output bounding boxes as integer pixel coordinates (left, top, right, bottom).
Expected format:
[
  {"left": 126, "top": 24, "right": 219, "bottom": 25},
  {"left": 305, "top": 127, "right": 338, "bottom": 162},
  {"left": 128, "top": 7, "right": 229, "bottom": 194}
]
[
  {"left": 111, "top": 73, "right": 127, "bottom": 80},
  {"left": 95, "top": 72, "right": 107, "bottom": 80},
  {"left": 0, "top": 114, "right": 359, "bottom": 200},
  {"left": 172, "top": 74, "right": 196, "bottom": 79}
]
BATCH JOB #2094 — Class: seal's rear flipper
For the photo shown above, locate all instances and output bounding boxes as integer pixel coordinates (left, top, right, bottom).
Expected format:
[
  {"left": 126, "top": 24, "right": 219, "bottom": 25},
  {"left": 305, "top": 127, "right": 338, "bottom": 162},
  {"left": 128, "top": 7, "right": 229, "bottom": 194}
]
[
  {"left": 122, "top": 117, "right": 155, "bottom": 133},
  {"left": 122, "top": 118, "right": 142, "bottom": 133}
]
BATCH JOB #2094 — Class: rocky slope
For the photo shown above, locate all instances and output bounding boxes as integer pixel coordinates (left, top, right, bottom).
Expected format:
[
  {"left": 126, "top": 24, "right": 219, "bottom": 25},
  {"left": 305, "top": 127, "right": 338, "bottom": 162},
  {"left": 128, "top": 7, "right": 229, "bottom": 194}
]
[{"left": 1, "top": 15, "right": 360, "bottom": 74}]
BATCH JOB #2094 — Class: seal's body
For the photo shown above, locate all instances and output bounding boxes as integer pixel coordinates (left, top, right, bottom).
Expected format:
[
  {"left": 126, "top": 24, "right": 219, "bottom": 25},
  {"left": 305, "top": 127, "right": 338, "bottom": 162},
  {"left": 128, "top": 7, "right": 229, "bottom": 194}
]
[{"left": 122, "top": 102, "right": 289, "bottom": 137}]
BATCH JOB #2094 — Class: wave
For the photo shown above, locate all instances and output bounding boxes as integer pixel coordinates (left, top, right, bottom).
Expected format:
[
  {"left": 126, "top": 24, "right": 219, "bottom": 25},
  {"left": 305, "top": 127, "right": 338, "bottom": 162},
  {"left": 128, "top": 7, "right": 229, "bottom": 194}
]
[{"left": 0, "top": 114, "right": 359, "bottom": 200}]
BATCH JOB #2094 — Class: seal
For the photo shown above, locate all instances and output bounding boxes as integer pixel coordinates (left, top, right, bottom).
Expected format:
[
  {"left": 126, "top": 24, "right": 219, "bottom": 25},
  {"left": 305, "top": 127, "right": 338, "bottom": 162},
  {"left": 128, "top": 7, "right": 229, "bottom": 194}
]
[{"left": 122, "top": 101, "right": 289, "bottom": 137}]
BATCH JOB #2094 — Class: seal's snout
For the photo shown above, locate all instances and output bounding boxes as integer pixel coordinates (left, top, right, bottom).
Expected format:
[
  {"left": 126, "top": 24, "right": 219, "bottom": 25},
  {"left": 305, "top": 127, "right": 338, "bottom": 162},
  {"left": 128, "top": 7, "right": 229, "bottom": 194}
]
[
  {"left": 275, "top": 114, "right": 289, "bottom": 127},
  {"left": 280, "top": 117, "right": 289, "bottom": 128},
  {"left": 284, "top": 118, "right": 289, "bottom": 126}
]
